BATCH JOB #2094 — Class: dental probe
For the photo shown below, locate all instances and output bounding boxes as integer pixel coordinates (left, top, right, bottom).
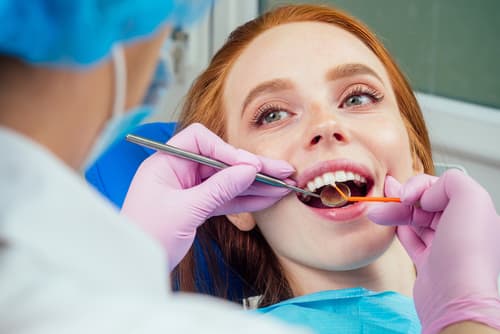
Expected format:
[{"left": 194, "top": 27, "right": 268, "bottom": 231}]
[{"left": 126, "top": 134, "right": 321, "bottom": 199}]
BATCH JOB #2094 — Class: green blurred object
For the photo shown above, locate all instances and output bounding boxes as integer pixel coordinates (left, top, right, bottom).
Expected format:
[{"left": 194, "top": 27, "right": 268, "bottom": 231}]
[{"left": 259, "top": 0, "right": 500, "bottom": 109}]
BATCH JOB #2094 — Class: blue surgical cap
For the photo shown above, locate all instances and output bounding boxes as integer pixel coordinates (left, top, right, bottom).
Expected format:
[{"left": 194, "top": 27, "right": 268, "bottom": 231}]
[{"left": 0, "top": 0, "right": 212, "bottom": 67}]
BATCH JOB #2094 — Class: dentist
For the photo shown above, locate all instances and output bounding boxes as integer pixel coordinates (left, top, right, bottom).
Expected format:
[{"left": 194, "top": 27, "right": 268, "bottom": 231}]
[{"left": 0, "top": 1, "right": 302, "bottom": 333}]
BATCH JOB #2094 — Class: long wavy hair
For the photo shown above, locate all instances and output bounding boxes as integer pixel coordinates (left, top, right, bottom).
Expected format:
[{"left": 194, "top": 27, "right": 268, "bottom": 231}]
[{"left": 172, "top": 4, "right": 433, "bottom": 307}]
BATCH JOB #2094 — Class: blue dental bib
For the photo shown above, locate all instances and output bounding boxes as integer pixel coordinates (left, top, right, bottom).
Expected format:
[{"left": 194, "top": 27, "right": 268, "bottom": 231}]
[{"left": 256, "top": 287, "right": 421, "bottom": 334}]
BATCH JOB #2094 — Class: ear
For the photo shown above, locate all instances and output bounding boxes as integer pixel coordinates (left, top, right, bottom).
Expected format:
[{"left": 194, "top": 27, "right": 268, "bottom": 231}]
[{"left": 226, "top": 213, "right": 256, "bottom": 231}]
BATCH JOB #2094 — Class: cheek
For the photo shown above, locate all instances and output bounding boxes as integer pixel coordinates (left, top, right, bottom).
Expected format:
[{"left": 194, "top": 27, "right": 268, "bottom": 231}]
[
  {"left": 371, "top": 122, "right": 409, "bottom": 156},
  {"left": 225, "top": 116, "right": 240, "bottom": 145},
  {"left": 364, "top": 117, "right": 414, "bottom": 179},
  {"left": 251, "top": 140, "right": 296, "bottom": 162},
  {"left": 227, "top": 126, "right": 299, "bottom": 163}
]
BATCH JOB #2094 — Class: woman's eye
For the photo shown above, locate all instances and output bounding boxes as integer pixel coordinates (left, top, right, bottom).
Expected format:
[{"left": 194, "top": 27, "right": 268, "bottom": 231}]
[
  {"left": 340, "top": 85, "right": 384, "bottom": 109},
  {"left": 259, "top": 109, "right": 291, "bottom": 125},
  {"left": 343, "top": 94, "right": 373, "bottom": 108}
]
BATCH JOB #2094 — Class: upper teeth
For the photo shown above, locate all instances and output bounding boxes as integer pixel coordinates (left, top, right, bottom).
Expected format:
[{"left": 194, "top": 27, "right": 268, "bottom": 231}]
[{"left": 306, "top": 171, "right": 367, "bottom": 193}]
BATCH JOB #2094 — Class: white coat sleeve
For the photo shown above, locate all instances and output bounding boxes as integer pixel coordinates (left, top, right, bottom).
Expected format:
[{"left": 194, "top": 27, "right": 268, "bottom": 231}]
[{"left": 13, "top": 294, "right": 311, "bottom": 334}]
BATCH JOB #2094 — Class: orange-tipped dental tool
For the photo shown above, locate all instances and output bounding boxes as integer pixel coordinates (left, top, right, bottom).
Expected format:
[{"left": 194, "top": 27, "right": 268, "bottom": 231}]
[{"left": 319, "top": 183, "right": 401, "bottom": 208}]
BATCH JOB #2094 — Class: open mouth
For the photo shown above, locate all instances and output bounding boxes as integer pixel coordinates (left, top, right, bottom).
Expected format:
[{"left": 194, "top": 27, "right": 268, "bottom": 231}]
[{"left": 298, "top": 171, "right": 373, "bottom": 209}]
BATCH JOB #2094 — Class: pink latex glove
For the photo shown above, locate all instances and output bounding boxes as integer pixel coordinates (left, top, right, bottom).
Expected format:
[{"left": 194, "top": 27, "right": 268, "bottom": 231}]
[
  {"left": 121, "top": 123, "right": 295, "bottom": 271},
  {"left": 368, "top": 170, "right": 500, "bottom": 334}
]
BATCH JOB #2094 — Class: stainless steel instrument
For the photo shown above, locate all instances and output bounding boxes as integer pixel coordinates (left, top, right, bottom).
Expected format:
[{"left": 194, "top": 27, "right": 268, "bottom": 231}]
[{"left": 126, "top": 134, "right": 321, "bottom": 198}]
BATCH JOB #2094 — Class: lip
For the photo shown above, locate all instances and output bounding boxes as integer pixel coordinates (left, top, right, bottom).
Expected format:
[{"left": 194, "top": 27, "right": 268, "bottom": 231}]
[{"left": 296, "top": 159, "right": 375, "bottom": 222}]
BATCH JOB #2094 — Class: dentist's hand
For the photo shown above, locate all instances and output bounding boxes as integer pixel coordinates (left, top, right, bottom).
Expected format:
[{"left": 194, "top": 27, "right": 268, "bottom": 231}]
[
  {"left": 121, "top": 123, "right": 294, "bottom": 271},
  {"left": 368, "top": 170, "right": 500, "bottom": 334}
]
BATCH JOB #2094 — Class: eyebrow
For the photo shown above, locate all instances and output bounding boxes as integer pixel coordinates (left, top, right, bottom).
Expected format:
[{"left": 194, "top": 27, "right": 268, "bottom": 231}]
[
  {"left": 241, "top": 78, "right": 295, "bottom": 115},
  {"left": 325, "top": 63, "right": 383, "bottom": 83}
]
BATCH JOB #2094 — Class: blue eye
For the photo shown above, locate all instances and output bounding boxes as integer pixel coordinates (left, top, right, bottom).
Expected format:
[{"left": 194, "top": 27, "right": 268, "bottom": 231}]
[
  {"left": 340, "top": 85, "right": 384, "bottom": 109},
  {"left": 343, "top": 94, "right": 373, "bottom": 107},
  {"left": 253, "top": 105, "right": 292, "bottom": 126},
  {"left": 261, "top": 109, "right": 290, "bottom": 124}
]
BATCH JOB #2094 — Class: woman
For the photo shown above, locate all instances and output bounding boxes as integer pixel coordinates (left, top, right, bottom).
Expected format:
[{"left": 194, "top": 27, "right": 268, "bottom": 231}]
[
  {"left": 123, "top": 4, "right": 500, "bottom": 334},
  {"left": 175, "top": 3, "right": 427, "bottom": 305}
]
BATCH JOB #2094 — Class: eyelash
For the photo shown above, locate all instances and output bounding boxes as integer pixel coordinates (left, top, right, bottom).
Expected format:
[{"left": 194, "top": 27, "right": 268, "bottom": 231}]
[
  {"left": 251, "top": 103, "right": 291, "bottom": 127},
  {"left": 340, "top": 85, "right": 384, "bottom": 108}
]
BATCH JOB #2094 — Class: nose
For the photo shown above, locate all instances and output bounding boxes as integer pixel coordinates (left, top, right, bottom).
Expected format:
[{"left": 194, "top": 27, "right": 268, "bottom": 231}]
[{"left": 305, "top": 107, "right": 348, "bottom": 149}]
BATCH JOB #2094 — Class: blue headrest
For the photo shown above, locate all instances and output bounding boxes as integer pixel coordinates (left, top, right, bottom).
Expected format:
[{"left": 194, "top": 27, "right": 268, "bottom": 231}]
[{"left": 85, "top": 122, "right": 177, "bottom": 208}]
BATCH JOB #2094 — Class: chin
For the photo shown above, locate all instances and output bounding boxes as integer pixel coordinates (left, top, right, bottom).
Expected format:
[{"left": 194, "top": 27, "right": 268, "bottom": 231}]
[{"left": 320, "top": 227, "right": 397, "bottom": 271}]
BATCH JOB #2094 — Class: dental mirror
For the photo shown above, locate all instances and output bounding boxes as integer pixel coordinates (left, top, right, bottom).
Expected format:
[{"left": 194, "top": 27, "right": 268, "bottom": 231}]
[{"left": 319, "top": 183, "right": 351, "bottom": 208}]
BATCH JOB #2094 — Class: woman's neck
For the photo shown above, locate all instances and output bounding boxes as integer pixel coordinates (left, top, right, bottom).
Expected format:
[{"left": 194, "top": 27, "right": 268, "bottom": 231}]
[{"left": 281, "top": 238, "right": 415, "bottom": 298}]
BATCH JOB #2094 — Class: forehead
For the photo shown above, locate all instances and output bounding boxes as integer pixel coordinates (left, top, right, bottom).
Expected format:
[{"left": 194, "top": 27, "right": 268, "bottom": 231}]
[{"left": 224, "top": 21, "right": 391, "bottom": 102}]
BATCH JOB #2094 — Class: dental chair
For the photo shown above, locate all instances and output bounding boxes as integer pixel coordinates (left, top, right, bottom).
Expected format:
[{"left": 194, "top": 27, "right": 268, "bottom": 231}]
[
  {"left": 85, "top": 121, "right": 466, "bottom": 301},
  {"left": 85, "top": 122, "right": 177, "bottom": 209}
]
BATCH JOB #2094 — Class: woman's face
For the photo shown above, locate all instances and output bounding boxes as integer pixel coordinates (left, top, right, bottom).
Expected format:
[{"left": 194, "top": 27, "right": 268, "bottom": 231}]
[{"left": 224, "top": 22, "right": 417, "bottom": 281}]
